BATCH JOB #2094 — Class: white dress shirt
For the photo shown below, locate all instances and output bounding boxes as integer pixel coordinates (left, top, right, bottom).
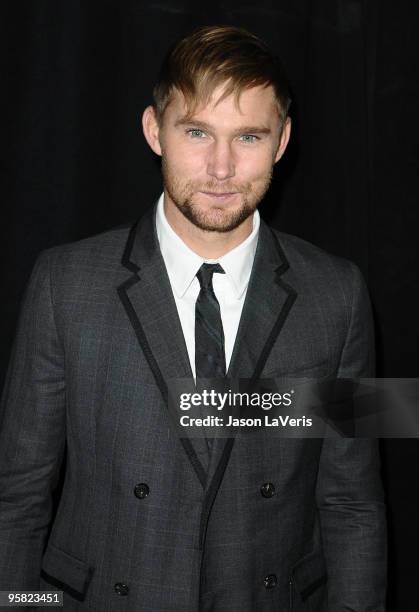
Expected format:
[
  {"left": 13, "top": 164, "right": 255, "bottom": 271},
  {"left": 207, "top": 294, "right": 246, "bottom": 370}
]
[{"left": 155, "top": 192, "right": 260, "bottom": 378}]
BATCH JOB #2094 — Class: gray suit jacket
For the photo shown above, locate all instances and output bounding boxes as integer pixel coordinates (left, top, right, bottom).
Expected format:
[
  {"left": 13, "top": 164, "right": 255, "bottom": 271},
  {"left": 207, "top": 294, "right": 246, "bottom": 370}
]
[{"left": 0, "top": 204, "right": 387, "bottom": 611}]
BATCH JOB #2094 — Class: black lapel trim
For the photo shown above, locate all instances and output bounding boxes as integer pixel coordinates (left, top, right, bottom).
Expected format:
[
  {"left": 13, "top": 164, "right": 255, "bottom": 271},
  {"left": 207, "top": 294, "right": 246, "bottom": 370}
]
[
  {"left": 250, "top": 281, "right": 297, "bottom": 382},
  {"left": 117, "top": 219, "right": 208, "bottom": 489},
  {"left": 198, "top": 437, "right": 235, "bottom": 550},
  {"left": 270, "top": 226, "right": 291, "bottom": 276},
  {"left": 301, "top": 573, "right": 328, "bottom": 601},
  {"left": 121, "top": 220, "right": 140, "bottom": 274},
  {"left": 197, "top": 226, "right": 298, "bottom": 559},
  {"left": 249, "top": 227, "right": 297, "bottom": 383},
  {"left": 117, "top": 278, "right": 168, "bottom": 405},
  {"left": 197, "top": 288, "right": 298, "bottom": 552},
  {"left": 198, "top": 437, "right": 235, "bottom": 607}
]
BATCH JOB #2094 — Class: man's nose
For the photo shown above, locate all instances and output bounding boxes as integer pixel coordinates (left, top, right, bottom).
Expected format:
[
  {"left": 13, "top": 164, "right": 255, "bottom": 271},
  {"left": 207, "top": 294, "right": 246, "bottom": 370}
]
[{"left": 206, "top": 141, "right": 236, "bottom": 181}]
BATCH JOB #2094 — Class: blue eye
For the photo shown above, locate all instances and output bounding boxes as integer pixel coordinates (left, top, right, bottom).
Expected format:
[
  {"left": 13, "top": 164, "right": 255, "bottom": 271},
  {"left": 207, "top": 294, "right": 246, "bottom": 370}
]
[
  {"left": 187, "top": 129, "right": 206, "bottom": 138},
  {"left": 240, "top": 134, "right": 259, "bottom": 143}
]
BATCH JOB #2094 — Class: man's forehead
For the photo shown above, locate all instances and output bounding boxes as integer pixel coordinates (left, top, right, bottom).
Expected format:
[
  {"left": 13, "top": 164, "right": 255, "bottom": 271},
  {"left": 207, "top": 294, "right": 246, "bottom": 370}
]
[{"left": 169, "top": 83, "right": 278, "bottom": 121}]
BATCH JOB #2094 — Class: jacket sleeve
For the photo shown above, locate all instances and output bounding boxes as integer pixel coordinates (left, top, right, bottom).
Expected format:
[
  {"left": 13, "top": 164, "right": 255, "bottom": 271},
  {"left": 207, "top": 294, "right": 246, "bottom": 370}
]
[
  {"left": 0, "top": 251, "right": 66, "bottom": 595},
  {"left": 315, "top": 262, "right": 387, "bottom": 611}
]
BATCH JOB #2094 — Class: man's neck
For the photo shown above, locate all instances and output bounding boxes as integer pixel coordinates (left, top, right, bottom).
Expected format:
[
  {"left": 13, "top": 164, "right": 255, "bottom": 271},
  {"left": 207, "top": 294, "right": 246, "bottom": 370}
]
[{"left": 163, "top": 194, "right": 254, "bottom": 259}]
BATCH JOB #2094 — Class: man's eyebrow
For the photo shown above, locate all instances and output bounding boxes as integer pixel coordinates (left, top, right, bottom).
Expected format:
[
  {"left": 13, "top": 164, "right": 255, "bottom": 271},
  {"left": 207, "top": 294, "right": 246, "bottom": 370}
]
[
  {"left": 174, "top": 118, "right": 212, "bottom": 130},
  {"left": 174, "top": 117, "right": 271, "bottom": 135},
  {"left": 233, "top": 125, "right": 272, "bottom": 135}
]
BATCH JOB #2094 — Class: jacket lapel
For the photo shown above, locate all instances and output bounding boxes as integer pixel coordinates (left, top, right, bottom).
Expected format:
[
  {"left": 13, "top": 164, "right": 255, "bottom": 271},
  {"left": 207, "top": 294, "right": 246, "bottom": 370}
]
[
  {"left": 228, "top": 219, "right": 297, "bottom": 381},
  {"left": 117, "top": 204, "right": 210, "bottom": 488},
  {"left": 202, "top": 220, "right": 298, "bottom": 507}
]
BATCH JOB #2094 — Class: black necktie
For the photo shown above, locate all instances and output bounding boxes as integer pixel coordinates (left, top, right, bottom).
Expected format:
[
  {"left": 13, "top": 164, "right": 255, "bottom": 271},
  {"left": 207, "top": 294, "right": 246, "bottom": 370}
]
[{"left": 195, "top": 263, "right": 226, "bottom": 379}]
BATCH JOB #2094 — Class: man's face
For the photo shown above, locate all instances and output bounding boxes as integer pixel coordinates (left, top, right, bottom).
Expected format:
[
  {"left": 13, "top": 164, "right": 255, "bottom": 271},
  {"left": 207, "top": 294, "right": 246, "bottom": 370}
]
[{"left": 143, "top": 83, "right": 290, "bottom": 233}]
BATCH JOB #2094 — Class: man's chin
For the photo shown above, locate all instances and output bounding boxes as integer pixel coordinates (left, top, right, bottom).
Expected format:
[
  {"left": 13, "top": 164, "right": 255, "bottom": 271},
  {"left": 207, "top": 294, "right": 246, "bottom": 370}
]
[{"left": 180, "top": 204, "right": 253, "bottom": 233}]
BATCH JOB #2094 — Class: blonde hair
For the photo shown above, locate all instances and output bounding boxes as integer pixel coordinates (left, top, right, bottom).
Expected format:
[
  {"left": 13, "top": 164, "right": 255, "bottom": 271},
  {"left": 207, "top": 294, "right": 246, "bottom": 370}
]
[{"left": 153, "top": 25, "right": 292, "bottom": 124}]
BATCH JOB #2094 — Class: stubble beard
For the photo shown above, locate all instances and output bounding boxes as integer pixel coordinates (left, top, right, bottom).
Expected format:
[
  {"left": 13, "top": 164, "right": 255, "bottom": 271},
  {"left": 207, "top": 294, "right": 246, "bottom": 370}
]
[{"left": 161, "top": 155, "right": 273, "bottom": 233}]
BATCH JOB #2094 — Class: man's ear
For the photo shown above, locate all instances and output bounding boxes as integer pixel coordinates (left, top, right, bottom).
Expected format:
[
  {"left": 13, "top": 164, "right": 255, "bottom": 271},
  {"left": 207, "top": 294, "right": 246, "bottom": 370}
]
[
  {"left": 142, "top": 105, "right": 162, "bottom": 156},
  {"left": 274, "top": 116, "right": 291, "bottom": 163}
]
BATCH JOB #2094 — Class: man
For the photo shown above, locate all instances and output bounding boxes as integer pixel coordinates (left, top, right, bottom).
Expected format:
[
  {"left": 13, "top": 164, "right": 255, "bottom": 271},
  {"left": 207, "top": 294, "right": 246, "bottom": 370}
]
[{"left": 0, "top": 25, "right": 386, "bottom": 611}]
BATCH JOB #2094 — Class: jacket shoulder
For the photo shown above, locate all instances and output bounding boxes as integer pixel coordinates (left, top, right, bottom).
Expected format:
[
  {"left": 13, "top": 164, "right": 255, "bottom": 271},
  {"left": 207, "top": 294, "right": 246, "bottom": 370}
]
[
  {"left": 41, "top": 223, "right": 133, "bottom": 268},
  {"left": 271, "top": 227, "right": 361, "bottom": 283},
  {"left": 29, "top": 223, "right": 136, "bottom": 303}
]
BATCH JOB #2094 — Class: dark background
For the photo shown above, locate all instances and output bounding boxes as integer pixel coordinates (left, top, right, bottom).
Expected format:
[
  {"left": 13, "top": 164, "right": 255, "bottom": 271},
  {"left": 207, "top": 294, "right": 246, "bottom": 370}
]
[{"left": 1, "top": 1, "right": 418, "bottom": 609}]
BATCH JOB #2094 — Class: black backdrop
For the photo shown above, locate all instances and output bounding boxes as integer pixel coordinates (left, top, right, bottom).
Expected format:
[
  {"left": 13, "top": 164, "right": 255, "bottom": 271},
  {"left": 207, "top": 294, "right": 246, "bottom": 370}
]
[{"left": 1, "top": 1, "right": 418, "bottom": 609}]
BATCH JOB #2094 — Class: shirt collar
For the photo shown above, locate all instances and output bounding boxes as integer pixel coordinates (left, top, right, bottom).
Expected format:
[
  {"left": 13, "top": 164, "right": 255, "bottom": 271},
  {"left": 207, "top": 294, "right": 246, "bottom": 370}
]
[{"left": 155, "top": 192, "right": 260, "bottom": 299}]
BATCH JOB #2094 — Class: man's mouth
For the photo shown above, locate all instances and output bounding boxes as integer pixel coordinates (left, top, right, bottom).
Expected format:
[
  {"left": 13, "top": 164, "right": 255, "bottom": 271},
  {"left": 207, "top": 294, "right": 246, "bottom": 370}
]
[{"left": 199, "top": 191, "right": 238, "bottom": 201}]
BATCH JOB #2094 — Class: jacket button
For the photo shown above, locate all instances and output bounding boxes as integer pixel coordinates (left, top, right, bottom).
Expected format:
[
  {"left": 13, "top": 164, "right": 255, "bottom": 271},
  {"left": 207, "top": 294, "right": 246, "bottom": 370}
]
[
  {"left": 260, "top": 482, "right": 275, "bottom": 498},
  {"left": 134, "top": 483, "right": 150, "bottom": 499},
  {"left": 264, "top": 574, "right": 277, "bottom": 589},
  {"left": 114, "top": 582, "right": 129, "bottom": 596}
]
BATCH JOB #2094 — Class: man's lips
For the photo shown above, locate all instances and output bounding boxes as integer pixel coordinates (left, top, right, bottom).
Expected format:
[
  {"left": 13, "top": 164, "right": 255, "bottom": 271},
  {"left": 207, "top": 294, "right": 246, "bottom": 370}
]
[{"left": 199, "top": 191, "right": 239, "bottom": 200}]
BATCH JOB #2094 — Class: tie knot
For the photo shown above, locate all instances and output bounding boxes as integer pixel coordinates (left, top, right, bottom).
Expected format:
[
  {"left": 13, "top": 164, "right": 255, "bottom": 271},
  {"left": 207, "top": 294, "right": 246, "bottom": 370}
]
[{"left": 196, "top": 263, "right": 225, "bottom": 290}]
